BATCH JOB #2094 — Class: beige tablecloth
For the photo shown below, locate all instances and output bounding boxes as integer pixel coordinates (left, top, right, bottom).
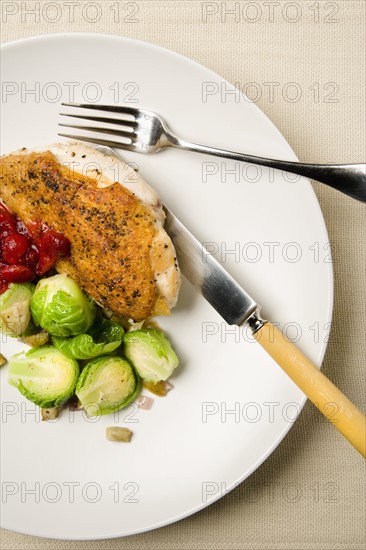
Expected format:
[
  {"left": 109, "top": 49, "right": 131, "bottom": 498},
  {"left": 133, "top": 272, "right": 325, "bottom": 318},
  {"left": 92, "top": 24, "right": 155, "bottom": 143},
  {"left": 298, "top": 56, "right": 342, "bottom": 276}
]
[{"left": 0, "top": 1, "right": 365, "bottom": 549}]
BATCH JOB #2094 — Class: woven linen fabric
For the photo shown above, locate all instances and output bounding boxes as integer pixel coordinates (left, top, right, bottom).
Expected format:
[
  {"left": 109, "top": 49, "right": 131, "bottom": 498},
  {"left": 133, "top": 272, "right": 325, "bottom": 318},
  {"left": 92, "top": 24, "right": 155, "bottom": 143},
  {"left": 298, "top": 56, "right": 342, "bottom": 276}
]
[{"left": 0, "top": 1, "right": 365, "bottom": 549}]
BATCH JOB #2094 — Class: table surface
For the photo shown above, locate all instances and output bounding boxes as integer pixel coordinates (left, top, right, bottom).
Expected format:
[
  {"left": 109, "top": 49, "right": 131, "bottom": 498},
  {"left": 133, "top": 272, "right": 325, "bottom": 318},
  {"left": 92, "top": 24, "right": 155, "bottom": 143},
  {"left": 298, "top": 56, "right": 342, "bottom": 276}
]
[{"left": 0, "top": 2, "right": 365, "bottom": 549}]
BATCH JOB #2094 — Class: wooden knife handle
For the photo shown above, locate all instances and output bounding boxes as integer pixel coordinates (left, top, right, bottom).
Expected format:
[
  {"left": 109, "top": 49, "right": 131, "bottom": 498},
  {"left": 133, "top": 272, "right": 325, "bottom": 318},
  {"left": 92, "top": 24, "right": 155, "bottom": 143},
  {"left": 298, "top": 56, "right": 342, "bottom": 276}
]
[{"left": 254, "top": 322, "right": 366, "bottom": 458}]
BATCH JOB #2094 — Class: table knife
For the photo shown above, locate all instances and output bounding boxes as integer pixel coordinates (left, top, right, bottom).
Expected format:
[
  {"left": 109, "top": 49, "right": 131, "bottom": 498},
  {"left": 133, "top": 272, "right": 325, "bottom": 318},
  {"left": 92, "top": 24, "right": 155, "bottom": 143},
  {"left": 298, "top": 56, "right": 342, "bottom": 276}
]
[{"left": 164, "top": 206, "right": 366, "bottom": 458}]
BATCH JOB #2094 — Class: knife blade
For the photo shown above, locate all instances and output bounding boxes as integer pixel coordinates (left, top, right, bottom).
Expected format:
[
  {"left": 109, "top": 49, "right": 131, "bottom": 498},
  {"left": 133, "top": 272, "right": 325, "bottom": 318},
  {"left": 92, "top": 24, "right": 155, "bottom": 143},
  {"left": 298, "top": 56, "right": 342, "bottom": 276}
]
[{"left": 164, "top": 205, "right": 259, "bottom": 327}]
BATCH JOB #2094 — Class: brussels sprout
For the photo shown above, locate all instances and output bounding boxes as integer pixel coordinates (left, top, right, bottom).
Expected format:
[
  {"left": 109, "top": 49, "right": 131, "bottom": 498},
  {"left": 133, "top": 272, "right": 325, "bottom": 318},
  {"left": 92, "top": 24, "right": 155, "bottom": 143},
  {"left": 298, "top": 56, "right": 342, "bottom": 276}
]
[
  {"left": 76, "top": 356, "right": 140, "bottom": 416},
  {"left": 30, "top": 274, "right": 96, "bottom": 337},
  {"left": 0, "top": 283, "right": 35, "bottom": 336},
  {"left": 90, "top": 317, "right": 125, "bottom": 346},
  {"left": 52, "top": 319, "right": 124, "bottom": 360},
  {"left": 8, "top": 346, "right": 79, "bottom": 408},
  {"left": 123, "top": 329, "right": 179, "bottom": 382}
]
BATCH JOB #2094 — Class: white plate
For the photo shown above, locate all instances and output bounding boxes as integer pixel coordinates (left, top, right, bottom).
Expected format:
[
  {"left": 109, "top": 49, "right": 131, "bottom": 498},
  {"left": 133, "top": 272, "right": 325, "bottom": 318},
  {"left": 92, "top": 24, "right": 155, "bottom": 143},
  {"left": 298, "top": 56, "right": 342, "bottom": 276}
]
[{"left": 0, "top": 33, "right": 333, "bottom": 540}]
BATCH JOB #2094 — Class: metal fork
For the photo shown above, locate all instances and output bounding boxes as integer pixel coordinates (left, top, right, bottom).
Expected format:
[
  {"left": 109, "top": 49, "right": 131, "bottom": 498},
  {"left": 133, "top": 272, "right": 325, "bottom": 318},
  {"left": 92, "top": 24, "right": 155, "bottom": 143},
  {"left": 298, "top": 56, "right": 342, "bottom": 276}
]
[{"left": 59, "top": 102, "right": 366, "bottom": 203}]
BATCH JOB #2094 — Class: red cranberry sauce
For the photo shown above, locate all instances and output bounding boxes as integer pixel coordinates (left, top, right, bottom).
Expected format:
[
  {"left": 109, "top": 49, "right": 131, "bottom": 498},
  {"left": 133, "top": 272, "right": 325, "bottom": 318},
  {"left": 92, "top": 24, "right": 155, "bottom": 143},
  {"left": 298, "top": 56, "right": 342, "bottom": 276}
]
[{"left": 0, "top": 202, "right": 70, "bottom": 293}]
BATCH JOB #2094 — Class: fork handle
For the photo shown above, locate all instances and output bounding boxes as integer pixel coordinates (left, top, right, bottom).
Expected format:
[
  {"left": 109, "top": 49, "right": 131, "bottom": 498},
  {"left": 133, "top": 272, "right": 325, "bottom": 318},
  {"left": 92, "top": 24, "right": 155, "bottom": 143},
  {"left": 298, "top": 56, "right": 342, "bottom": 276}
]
[
  {"left": 170, "top": 138, "right": 366, "bottom": 202},
  {"left": 254, "top": 322, "right": 366, "bottom": 458}
]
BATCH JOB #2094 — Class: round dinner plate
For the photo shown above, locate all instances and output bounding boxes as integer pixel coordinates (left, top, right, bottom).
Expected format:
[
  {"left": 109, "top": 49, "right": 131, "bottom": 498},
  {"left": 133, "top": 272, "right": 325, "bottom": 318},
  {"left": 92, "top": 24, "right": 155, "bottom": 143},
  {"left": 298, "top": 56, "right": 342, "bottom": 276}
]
[{"left": 0, "top": 33, "right": 333, "bottom": 540}]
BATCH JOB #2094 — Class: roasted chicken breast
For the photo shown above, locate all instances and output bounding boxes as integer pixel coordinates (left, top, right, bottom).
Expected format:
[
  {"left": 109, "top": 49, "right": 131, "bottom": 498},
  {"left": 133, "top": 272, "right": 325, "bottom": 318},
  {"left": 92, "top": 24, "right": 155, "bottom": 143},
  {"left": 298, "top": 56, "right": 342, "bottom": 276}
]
[{"left": 0, "top": 143, "right": 180, "bottom": 321}]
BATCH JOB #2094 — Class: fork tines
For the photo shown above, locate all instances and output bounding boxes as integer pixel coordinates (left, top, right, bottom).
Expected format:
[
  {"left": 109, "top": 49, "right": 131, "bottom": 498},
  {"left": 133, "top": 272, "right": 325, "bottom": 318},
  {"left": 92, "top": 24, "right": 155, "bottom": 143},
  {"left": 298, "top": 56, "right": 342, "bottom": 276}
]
[{"left": 58, "top": 103, "right": 143, "bottom": 149}]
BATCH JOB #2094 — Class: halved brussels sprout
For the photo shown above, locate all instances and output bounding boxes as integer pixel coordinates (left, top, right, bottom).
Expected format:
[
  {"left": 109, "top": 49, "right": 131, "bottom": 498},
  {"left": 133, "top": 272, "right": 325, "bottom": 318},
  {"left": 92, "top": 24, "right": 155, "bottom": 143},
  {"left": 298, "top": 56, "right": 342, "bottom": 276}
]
[
  {"left": 30, "top": 274, "right": 96, "bottom": 337},
  {"left": 123, "top": 329, "right": 179, "bottom": 382},
  {"left": 0, "top": 283, "right": 35, "bottom": 337},
  {"left": 8, "top": 346, "right": 79, "bottom": 408},
  {"left": 76, "top": 356, "right": 140, "bottom": 416},
  {"left": 52, "top": 319, "right": 124, "bottom": 360}
]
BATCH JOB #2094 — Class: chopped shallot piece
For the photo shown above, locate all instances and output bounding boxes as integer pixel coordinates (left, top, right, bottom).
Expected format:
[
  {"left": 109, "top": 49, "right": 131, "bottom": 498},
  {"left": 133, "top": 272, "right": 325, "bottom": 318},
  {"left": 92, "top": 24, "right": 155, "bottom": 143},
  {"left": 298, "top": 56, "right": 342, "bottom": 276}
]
[
  {"left": 106, "top": 427, "right": 132, "bottom": 442},
  {"left": 137, "top": 394, "right": 154, "bottom": 410},
  {"left": 102, "top": 308, "right": 114, "bottom": 319},
  {"left": 164, "top": 381, "right": 174, "bottom": 392},
  {"left": 143, "top": 380, "right": 174, "bottom": 397},
  {"left": 21, "top": 330, "right": 49, "bottom": 348},
  {"left": 41, "top": 407, "right": 59, "bottom": 421},
  {"left": 0, "top": 353, "right": 7, "bottom": 367}
]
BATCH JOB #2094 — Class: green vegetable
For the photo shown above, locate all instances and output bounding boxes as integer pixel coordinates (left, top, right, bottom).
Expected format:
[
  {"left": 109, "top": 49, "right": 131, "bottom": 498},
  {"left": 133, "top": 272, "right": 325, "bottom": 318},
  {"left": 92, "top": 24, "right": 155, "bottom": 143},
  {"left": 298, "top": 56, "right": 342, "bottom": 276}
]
[
  {"left": 0, "top": 283, "right": 35, "bottom": 337},
  {"left": 90, "top": 317, "right": 124, "bottom": 345},
  {"left": 30, "top": 274, "right": 96, "bottom": 337},
  {"left": 52, "top": 319, "right": 124, "bottom": 360},
  {"left": 8, "top": 346, "right": 79, "bottom": 408},
  {"left": 76, "top": 355, "right": 140, "bottom": 416},
  {"left": 123, "top": 329, "right": 179, "bottom": 382}
]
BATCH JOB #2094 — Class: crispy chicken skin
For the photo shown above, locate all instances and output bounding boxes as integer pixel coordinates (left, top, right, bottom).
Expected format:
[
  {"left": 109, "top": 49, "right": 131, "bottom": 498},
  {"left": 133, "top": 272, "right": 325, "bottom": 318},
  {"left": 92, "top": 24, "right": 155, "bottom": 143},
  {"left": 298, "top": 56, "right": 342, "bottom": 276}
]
[{"left": 0, "top": 145, "right": 180, "bottom": 321}]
